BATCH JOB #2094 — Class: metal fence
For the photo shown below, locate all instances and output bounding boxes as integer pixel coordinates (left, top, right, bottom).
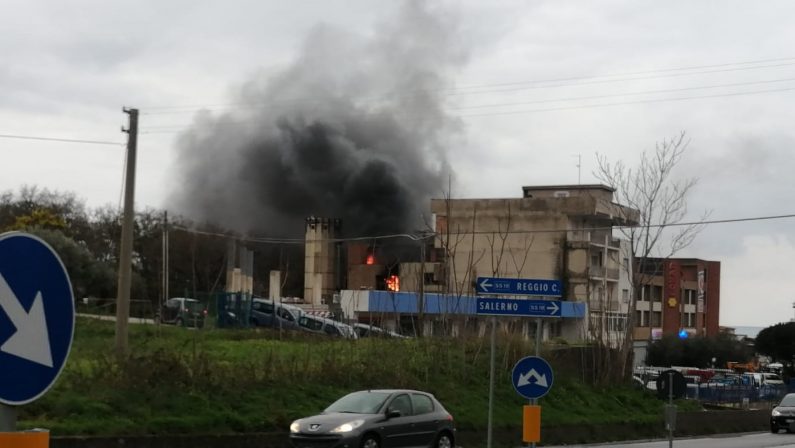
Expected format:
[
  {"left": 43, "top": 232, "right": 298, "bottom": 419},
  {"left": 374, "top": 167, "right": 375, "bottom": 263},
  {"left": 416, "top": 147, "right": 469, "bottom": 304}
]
[{"left": 686, "top": 383, "right": 788, "bottom": 405}]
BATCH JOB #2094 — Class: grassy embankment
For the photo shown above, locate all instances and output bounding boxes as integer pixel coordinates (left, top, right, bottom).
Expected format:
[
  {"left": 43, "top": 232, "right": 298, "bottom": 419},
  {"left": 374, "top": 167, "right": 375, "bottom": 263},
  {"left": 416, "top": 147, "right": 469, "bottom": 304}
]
[{"left": 19, "top": 318, "right": 695, "bottom": 436}]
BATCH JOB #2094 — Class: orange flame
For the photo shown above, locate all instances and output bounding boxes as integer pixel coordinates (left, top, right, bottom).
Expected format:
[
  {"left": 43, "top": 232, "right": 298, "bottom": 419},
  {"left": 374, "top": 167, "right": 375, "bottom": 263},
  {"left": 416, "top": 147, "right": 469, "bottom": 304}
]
[
  {"left": 386, "top": 274, "right": 400, "bottom": 292},
  {"left": 366, "top": 254, "right": 375, "bottom": 265}
]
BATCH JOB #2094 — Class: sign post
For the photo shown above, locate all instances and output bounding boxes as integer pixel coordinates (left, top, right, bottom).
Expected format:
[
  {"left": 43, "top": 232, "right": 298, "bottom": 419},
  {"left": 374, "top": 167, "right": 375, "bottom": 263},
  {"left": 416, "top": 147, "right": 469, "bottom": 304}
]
[
  {"left": 512, "top": 355, "right": 554, "bottom": 447},
  {"left": 476, "top": 276, "right": 563, "bottom": 448},
  {"left": 0, "top": 232, "right": 75, "bottom": 443}
]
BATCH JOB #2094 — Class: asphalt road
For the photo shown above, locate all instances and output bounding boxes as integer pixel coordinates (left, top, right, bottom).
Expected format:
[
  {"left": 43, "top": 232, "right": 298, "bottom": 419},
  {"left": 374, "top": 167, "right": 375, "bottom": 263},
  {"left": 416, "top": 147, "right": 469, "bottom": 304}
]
[{"left": 545, "top": 432, "right": 795, "bottom": 448}]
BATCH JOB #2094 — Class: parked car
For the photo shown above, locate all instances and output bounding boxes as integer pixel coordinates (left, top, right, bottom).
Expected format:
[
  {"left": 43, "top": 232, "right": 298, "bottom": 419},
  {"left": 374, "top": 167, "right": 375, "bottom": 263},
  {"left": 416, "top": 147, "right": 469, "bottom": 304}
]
[
  {"left": 250, "top": 298, "right": 302, "bottom": 330},
  {"left": 298, "top": 314, "right": 357, "bottom": 339},
  {"left": 289, "top": 389, "right": 456, "bottom": 448},
  {"left": 157, "top": 297, "right": 206, "bottom": 328},
  {"left": 353, "top": 323, "right": 409, "bottom": 339},
  {"left": 771, "top": 393, "right": 795, "bottom": 433}
]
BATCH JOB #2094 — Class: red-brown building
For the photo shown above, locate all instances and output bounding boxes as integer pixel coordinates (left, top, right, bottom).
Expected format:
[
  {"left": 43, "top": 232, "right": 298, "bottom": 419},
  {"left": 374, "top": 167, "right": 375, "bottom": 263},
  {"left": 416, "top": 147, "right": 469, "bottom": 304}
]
[{"left": 633, "top": 258, "right": 721, "bottom": 341}]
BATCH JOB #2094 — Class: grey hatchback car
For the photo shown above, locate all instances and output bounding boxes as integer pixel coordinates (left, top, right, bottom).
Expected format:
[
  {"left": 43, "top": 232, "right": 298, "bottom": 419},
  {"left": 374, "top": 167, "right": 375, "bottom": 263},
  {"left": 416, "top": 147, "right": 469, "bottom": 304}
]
[{"left": 289, "top": 389, "right": 455, "bottom": 448}]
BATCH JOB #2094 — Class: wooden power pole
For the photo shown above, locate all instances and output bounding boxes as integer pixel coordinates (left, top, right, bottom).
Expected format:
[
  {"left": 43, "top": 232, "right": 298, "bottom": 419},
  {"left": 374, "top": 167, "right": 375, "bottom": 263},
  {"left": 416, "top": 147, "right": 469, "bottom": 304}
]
[{"left": 115, "top": 107, "right": 139, "bottom": 357}]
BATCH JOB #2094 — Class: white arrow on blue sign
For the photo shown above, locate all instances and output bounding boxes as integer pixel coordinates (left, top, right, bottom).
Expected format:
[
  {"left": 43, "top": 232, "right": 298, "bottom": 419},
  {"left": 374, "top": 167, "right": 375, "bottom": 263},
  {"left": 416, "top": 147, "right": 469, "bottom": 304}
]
[
  {"left": 476, "top": 276, "right": 562, "bottom": 297},
  {"left": 0, "top": 232, "right": 75, "bottom": 405},
  {"left": 476, "top": 297, "right": 561, "bottom": 317},
  {"left": 512, "top": 356, "right": 554, "bottom": 400}
]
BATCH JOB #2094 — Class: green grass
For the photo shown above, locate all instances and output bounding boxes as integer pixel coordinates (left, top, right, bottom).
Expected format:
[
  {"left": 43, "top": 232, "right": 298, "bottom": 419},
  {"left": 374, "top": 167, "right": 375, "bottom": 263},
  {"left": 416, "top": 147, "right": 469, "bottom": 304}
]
[{"left": 18, "top": 318, "right": 683, "bottom": 436}]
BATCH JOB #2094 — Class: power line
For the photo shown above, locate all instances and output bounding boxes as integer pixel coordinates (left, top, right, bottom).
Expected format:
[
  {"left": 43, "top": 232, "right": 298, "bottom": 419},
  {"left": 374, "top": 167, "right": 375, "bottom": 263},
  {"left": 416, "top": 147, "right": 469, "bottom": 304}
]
[
  {"left": 139, "top": 57, "right": 795, "bottom": 115},
  {"left": 139, "top": 83, "right": 795, "bottom": 134},
  {"left": 448, "top": 56, "right": 795, "bottom": 92},
  {"left": 453, "top": 76, "right": 795, "bottom": 110},
  {"left": 0, "top": 134, "right": 123, "bottom": 146},
  {"left": 461, "top": 85, "right": 795, "bottom": 118},
  {"left": 170, "top": 212, "right": 795, "bottom": 245}
]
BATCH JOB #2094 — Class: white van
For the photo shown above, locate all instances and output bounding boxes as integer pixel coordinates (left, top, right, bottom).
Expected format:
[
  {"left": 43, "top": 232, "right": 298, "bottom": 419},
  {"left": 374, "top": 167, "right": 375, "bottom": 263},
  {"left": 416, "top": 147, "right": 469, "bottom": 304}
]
[{"left": 298, "top": 314, "right": 358, "bottom": 339}]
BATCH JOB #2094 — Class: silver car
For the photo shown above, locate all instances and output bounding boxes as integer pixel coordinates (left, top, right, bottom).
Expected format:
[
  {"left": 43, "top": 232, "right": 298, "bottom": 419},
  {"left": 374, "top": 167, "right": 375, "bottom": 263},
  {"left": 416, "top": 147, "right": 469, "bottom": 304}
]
[{"left": 290, "top": 389, "right": 456, "bottom": 448}]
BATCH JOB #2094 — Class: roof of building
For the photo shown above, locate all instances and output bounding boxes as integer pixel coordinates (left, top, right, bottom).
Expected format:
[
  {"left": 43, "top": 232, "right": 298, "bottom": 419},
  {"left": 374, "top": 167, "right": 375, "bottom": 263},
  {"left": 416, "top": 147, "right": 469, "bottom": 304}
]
[{"left": 521, "top": 184, "right": 615, "bottom": 193}]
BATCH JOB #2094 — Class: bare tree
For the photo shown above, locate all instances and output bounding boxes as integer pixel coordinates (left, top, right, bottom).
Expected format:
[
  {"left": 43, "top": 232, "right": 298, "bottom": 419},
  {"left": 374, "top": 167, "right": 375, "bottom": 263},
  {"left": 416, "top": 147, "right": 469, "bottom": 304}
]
[{"left": 594, "top": 131, "right": 709, "bottom": 379}]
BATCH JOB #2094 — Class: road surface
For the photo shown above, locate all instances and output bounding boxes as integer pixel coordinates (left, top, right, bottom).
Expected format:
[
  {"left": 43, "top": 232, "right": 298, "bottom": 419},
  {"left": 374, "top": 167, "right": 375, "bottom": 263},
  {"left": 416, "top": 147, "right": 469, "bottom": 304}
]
[{"left": 545, "top": 432, "right": 795, "bottom": 447}]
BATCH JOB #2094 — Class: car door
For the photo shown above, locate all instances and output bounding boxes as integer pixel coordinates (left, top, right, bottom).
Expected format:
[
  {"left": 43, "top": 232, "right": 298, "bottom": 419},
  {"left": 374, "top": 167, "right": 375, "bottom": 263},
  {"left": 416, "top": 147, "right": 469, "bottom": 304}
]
[
  {"left": 380, "top": 393, "right": 414, "bottom": 447},
  {"left": 410, "top": 393, "right": 438, "bottom": 446}
]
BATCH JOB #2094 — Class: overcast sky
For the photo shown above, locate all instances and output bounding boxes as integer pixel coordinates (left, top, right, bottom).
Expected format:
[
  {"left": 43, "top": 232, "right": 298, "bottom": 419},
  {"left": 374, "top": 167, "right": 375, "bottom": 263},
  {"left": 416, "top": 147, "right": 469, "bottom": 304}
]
[{"left": 2, "top": 0, "right": 794, "bottom": 328}]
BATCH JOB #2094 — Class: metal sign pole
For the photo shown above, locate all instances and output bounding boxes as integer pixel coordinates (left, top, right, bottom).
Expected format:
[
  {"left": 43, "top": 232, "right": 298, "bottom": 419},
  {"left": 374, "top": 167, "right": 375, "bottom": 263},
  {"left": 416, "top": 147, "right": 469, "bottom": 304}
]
[
  {"left": 487, "top": 315, "right": 496, "bottom": 448},
  {"left": 528, "top": 318, "right": 542, "bottom": 448},
  {"left": 0, "top": 404, "right": 16, "bottom": 432},
  {"left": 668, "top": 371, "right": 674, "bottom": 448}
]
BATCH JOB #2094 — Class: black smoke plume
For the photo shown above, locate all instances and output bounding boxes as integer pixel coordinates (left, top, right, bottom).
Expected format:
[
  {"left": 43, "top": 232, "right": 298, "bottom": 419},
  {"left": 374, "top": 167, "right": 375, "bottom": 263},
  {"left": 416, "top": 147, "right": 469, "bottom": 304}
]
[{"left": 168, "top": 1, "right": 467, "bottom": 238}]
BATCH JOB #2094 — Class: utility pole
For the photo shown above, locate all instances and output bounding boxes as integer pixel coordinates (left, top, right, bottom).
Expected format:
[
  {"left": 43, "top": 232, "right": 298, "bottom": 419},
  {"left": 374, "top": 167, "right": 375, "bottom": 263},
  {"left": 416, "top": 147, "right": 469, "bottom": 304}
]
[
  {"left": 161, "top": 210, "right": 169, "bottom": 313},
  {"left": 115, "top": 107, "right": 138, "bottom": 357}
]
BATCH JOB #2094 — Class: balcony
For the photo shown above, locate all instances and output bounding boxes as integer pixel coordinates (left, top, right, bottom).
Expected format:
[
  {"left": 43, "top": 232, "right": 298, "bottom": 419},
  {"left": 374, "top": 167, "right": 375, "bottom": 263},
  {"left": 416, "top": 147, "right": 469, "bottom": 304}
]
[
  {"left": 589, "top": 266, "right": 620, "bottom": 280},
  {"left": 567, "top": 231, "right": 622, "bottom": 250},
  {"left": 589, "top": 299, "right": 622, "bottom": 311}
]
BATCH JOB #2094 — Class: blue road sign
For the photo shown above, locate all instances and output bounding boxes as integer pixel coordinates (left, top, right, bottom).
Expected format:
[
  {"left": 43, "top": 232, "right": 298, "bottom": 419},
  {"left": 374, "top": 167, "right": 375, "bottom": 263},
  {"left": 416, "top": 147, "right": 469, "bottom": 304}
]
[
  {"left": 512, "top": 356, "right": 554, "bottom": 400},
  {"left": 476, "top": 277, "right": 562, "bottom": 297},
  {"left": 476, "top": 297, "right": 561, "bottom": 317},
  {"left": 0, "top": 232, "right": 75, "bottom": 405}
]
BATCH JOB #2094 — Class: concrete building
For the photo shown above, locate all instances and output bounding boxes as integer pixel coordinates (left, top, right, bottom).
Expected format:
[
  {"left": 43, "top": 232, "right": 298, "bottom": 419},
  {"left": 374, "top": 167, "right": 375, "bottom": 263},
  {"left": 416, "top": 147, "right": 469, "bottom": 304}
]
[
  {"left": 429, "top": 184, "right": 639, "bottom": 341},
  {"left": 303, "top": 217, "right": 341, "bottom": 305}
]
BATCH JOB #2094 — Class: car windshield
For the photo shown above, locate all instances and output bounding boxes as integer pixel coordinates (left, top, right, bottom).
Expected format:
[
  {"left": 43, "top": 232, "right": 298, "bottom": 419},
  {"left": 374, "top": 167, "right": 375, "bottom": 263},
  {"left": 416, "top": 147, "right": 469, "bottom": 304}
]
[
  {"left": 325, "top": 391, "right": 391, "bottom": 414},
  {"left": 780, "top": 395, "right": 795, "bottom": 407}
]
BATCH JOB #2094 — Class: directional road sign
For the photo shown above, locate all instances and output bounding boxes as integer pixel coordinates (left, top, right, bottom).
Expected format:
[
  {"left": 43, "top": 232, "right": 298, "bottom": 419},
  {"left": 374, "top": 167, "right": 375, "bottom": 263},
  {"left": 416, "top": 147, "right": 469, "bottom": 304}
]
[
  {"left": 476, "top": 297, "right": 561, "bottom": 317},
  {"left": 0, "top": 232, "right": 75, "bottom": 405},
  {"left": 512, "top": 356, "right": 554, "bottom": 400},
  {"left": 476, "top": 277, "right": 562, "bottom": 297}
]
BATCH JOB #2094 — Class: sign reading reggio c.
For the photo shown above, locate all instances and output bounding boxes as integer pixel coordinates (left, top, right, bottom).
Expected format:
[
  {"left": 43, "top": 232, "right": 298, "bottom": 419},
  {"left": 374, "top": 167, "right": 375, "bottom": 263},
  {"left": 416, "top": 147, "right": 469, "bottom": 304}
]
[{"left": 0, "top": 232, "right": 75, "bottom": 405}]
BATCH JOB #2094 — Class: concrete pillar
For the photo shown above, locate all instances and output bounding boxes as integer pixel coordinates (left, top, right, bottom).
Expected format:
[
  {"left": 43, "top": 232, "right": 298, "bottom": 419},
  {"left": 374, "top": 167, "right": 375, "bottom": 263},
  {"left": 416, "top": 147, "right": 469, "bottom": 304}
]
[
  {"left": 269, "top": 271, "right": 281, "bottom": 300},
  {"left": 423, "top": 320, "right": 434, "bottom": 337},
  {"left": 225, "top": 241, "right": 237, "bottom": 293},
  {"left": 451, "top": 321, "right": 460, "bottom": 338}
]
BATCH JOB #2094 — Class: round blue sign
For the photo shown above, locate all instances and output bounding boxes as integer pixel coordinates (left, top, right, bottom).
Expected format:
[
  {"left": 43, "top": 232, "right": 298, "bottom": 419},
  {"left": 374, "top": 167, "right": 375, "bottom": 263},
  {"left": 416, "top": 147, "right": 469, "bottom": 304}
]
[
  {"left": 0, "top": 232, "right": 75, "bottom": 405},
  {"left": 511, "top": 356, "right": 554, "bottom": 400}
]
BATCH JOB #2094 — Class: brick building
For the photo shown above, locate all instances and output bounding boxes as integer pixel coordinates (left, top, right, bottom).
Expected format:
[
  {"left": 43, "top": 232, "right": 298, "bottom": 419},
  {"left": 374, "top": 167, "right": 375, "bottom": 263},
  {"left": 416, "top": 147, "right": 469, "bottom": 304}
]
[{"left": 633, "top": 258, "right": 721, "bottom": 339}]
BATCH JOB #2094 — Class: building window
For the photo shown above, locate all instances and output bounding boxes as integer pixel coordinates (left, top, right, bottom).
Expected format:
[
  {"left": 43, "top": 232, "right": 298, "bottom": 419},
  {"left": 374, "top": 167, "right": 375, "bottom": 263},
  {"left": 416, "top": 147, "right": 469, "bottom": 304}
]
[
  {"left": 635, "top": 310, "right": 642, "bottom": 327},
  {"left": 651, "top": 311, "right": 662, "bottom": 327},
  {"left": 652, "top": 286, "right": 662, "bottom": 302},
  {"left": 591, "top": 253, "right": 602, "bottom": 267},
  {"left": 623, "top": 257, "right": 629, "bottom": 268},
  {"left": 622, "top": 289, "right": 629, "bottom": 303}
]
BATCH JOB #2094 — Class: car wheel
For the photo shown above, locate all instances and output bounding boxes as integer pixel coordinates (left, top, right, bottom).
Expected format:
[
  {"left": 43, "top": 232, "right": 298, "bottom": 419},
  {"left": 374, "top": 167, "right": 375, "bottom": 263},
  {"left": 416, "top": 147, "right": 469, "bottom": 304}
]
[
  {"left": 771, "top": 424, "right": 779, "bottom": 433},
  {"left": 436, "top": 432, "right": 453, "bottom": 448},
  {"left": 360, "top": 434, "right": 379, "bottom": 448}
]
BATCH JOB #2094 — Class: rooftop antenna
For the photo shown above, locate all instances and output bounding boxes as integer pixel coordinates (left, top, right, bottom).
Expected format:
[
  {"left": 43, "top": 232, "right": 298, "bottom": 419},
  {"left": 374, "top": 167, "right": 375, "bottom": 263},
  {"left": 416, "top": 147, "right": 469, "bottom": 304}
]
[{"left": 572, "top": 153, "right": 582, "bottom": 184}]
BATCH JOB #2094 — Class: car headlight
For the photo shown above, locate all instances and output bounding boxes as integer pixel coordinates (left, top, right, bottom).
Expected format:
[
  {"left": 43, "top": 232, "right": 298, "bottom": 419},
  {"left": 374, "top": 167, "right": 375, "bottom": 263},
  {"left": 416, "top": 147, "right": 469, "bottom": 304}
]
[
  {"left": 772, "top": 410, "right": 782, "bottom": 417},
  {"left": 330, "top": 419, "right": 365, "bottom": 433},
  {"left": 290, "top": 420, "right": 301, "bottom": 433}
]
